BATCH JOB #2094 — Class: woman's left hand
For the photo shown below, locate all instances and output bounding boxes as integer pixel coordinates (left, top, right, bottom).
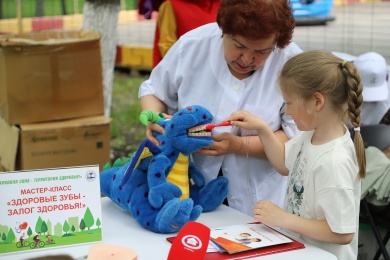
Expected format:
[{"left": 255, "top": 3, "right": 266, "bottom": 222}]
[{"left": 197, "top": 132, "right": 241, "bottom": 156}]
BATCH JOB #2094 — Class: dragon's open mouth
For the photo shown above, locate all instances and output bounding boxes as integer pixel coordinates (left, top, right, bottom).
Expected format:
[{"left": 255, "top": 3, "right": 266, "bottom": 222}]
[{"left": 187, "top": 124, "right": 212, "bottom": 137}]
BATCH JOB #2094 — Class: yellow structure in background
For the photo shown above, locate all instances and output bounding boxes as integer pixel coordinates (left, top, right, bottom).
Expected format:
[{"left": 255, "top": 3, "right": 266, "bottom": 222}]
[
  {"left": 0, "top": 18, "right": 32, "bottom": 33},
  {"left": 334, "top": 0, "right": 381, "bottom": 5},
  {"left": 62, "top": 14, "right": 83, "bottom": 29},
  {"left": 119, "top": 46, "right": 153, "bottom": 71},
  {"left": 0, "top": 10, "right": 137, "bottom": 34}
]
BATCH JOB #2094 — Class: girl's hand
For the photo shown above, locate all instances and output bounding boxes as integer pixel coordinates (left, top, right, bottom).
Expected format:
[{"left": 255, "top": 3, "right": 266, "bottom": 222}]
[
  {"left": 197, "top": 132, "right": 241, "bottom": 156},
  {"left": 253, "top": 200, "right": 289, "bottom": 227},
  {"left": 226, "top": 110, "right": 268, "bottom": 132}
]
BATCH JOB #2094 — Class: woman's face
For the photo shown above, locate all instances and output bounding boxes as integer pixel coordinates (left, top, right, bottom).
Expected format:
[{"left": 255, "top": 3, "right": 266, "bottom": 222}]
[{"left": 223, "top": 34, "right": 277, "bottom": 79}]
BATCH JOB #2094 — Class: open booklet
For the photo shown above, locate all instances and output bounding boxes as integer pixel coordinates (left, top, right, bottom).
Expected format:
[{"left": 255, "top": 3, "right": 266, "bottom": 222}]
[
  {"left": 166, "top": 222, "right": 305, "bottom": 259},
  {"left": 210, "top": 222, "right": 294, "bottom": 254}
]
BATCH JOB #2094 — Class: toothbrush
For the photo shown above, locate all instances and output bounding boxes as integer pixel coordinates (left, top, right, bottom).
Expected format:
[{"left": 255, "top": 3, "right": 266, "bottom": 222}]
[{"left": 204, "top": 121, "right": 232, "bottom": 132}]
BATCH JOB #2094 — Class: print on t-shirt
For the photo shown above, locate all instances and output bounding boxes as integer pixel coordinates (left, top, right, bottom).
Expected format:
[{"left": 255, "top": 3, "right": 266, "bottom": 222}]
[{"left": 285, "top": 142, "right": 306, "bottom": 216}]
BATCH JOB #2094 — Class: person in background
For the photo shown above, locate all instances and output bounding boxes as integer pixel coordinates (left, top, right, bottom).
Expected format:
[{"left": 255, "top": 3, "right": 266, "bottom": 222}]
[
  {"left": 333, "top": 51, "right": 390, "bottom": 157},
  {"left": 138, "top": 0, "right": 302, "bottom": 216},
  {"left": 152, "top": 0, "right": 220, "bottom": 68},
  {"left": 138, "top": 0, "right": 164, "bottom": 19},
  {"left": 354, "top": 52, "right": 390, "bottom": 125},
  {"left": 355, "top": 52, "right": 390, "bottom": 158},
  {"left": 226, "top": 50, "right": 366, "bottom": 259}
]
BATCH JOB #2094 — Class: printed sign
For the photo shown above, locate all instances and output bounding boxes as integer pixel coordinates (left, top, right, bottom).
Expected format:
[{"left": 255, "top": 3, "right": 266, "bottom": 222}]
[{"left": 0, "top": 165, "right": 102, "bottom": 255}]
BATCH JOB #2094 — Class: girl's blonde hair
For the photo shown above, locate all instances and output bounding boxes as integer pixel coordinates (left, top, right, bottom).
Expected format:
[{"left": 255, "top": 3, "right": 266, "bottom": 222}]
[{"left": 279, "top": 50, "right": 366, "bottom": 178}]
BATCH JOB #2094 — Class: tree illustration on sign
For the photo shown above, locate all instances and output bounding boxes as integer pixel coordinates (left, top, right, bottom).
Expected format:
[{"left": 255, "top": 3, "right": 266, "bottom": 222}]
[
  {"left": 71, "top": 225, "right": 75, "bottom": 234},
  {"left": 5, "top": 227, "right": 15, "bottom": 244},
  {"left": 46, "top": 219, "right": 53, "bottom": 235},
  {"left": 27, "top": 227, "right": 32, "bottom": 237},
  {"left": 83, "top": 207, "right": 94, "bottom": 230},
  {"left": 41, "top": 221, "right": 48, "bottom": 235},
  {"left": 79, "top": 219, "right": 86, "bottom": 232},
  {"left": 63, "top": 220, "right": 70, "bottom": 234},
  {"left": 35, "top": 216, "right": 43, "bottom": 235},
  {"left": 96, "top": 218, "right": 101, "bottom": 228},
  {"left": 2, "top": 232, "right": 6, "bottom": 242}
]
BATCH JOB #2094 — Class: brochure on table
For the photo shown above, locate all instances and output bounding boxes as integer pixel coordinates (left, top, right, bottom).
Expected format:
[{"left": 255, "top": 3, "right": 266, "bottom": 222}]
[
  {"left": 0, "top": 165, "right": 102, "bottom": 256},
  {"left": 210, "top": 222, "right": 293, "bottom": 254},
  {"left": 166, "top": 222, "right": 305, "bottom": 259}
]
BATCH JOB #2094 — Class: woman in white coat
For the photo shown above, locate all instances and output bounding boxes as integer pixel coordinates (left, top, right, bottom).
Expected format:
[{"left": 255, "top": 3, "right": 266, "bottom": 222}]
[{"left": 138, "top": 0, "right": 302, "bottom": 216}]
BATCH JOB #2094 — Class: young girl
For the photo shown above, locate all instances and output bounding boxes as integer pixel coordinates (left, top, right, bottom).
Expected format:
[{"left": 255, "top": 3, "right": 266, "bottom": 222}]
[{"left": 225, "top": 50, "right": 366, "bottom": 259}]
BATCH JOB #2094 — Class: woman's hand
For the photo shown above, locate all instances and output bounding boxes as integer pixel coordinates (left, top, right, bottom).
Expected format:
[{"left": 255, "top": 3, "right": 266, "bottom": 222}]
[
  {"left": 145, "top": 123, "right": 164, "bottom": 146},
  {"left": 145, "top": 113, "right": 172, "bottom": 146},
  {"left": 197, "top": 132, "right": 241, "bottom": 156},
  {"left": 253, "top": 200, "right": 289, "bottom": 227}
]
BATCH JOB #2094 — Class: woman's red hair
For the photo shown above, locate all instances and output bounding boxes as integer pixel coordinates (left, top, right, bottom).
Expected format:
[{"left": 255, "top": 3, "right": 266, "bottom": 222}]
[{"left": 216, "top": 0, "right": 295, "bottom": 49}]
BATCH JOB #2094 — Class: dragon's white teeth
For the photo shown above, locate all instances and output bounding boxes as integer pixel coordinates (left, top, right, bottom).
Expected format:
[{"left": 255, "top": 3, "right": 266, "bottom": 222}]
[
  {"left": 187, "top": 124, "right": 211, "bottom": 136},
  {"left": 188, "top": 124, "right": 207, "bottom": 133},
  {"left": 188, "top": 132, "right": 211, "bottom": 137}
]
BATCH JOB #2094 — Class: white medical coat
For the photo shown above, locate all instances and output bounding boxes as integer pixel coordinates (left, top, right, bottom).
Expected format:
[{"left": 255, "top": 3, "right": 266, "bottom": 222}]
[{"left": 138, "top": 23, "right": 302, "bottom": 216}]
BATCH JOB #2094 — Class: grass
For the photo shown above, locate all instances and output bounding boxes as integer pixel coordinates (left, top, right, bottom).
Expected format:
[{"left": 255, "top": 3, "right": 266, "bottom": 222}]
[{"left": 110, "top": 70, "right": 150, "bottom": 161}]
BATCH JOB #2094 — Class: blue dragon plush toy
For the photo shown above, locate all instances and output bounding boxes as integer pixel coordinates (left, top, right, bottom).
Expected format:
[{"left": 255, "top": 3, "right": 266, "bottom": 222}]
[{"left": 100, "top": 105, "right": 229, "bottom": 233}]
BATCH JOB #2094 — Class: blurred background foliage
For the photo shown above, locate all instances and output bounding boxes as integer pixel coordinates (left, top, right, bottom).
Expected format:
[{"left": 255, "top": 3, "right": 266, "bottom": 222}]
[
  {"left": 0, "top": 0, "right": 137, "bottom": 19},
  {"left": 110, "top": 71, "right": 148, "bottom": 160}
]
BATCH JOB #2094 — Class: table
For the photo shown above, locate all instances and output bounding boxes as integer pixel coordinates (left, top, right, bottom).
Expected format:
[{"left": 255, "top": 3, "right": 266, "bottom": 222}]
[{"left": 1, "top": 197, "right": 336, "bottom": 260}]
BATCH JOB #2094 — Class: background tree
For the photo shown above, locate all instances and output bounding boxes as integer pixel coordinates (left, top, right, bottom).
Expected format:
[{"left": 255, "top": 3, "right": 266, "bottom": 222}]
[
  {"left": 83, "top": 207, "right": 94, "bottom": 230},
  {"left": 61, "top": 0, "right": 67, "bottom": 15},
  {"left": 0, "top": 0, "right": 3, "bottom": 19},
  {"left": 63, "top": 220, "right": 70, "bottom": 234},
  {"left": 35, "top": 216, "right": 43, "bottom": 235},
  {"left": 82, "top": 0, "right": 121, "bottom": 117},
  {"left": 35, "top": 0, "right": 44, "bottom": 17},
  {"left": 1, "top": 232, "right": 6, "bottom": 242},
  {"left": 79, "top": 219, "right": 86, "bottom": 232}
]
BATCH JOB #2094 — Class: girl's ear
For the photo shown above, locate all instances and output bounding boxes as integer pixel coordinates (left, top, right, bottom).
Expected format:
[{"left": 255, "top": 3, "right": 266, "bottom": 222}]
[{"left": 312, "top": 92, "right": 325, "bottom": 111}]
